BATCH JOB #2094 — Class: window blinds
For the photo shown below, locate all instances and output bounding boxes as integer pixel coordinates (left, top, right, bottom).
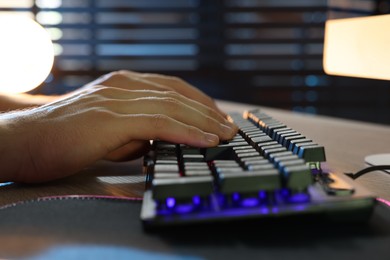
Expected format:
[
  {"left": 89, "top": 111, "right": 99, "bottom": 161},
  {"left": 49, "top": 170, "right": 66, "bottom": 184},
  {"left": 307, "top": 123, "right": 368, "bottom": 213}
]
[{"left": 0, "top": 0, "right": 388, "bottom": 123}]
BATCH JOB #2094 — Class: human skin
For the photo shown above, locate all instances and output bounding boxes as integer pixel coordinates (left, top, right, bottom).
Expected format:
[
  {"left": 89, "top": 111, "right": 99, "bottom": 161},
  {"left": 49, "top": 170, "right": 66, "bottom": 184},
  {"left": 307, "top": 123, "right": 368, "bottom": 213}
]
[{"left": 0, "top": 70, "right": 237, "bottom": 183}]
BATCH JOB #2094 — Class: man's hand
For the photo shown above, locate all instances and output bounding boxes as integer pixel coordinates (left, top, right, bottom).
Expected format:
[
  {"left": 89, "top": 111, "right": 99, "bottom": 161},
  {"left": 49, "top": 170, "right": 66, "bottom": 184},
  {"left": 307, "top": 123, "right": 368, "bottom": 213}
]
[{"left": 0, "top": 71, "right": 237, "bottom": 183}]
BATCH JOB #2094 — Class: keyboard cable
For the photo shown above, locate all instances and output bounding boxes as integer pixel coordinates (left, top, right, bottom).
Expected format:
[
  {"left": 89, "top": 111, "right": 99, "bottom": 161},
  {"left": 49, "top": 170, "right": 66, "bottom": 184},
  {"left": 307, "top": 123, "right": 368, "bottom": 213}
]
[{"left": 345, "top": 165, "right": 390, "bottom": 180}]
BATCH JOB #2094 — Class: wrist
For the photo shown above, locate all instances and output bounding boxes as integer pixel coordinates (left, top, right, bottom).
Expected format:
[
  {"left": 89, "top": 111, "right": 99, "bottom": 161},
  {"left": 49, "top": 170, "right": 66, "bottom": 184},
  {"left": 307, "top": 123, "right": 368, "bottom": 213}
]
[{"left": 0, "top": 93, "right": 60, "bottom": 112}]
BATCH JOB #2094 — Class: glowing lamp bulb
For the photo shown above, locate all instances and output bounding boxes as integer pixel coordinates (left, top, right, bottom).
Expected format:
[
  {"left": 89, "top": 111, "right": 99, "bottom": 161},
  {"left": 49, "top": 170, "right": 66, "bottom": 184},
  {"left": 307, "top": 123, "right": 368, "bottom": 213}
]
[{"left": 0, "top": 15, "right": 54, "bottom": 94}]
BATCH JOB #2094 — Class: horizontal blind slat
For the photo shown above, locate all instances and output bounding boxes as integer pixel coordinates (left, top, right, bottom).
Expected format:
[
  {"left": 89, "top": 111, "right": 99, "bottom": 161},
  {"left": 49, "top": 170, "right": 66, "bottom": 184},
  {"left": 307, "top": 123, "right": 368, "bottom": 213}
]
[{"left": 0, "top": 0, "right": 387, "bottom": 124}]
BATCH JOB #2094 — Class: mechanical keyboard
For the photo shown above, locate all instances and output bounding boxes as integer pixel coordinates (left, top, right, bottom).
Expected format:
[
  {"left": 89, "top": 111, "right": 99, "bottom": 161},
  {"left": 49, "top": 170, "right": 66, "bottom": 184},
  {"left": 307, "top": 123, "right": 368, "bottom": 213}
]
[{"left": 141, "top": 109, "right": 375, "bottom": 229}]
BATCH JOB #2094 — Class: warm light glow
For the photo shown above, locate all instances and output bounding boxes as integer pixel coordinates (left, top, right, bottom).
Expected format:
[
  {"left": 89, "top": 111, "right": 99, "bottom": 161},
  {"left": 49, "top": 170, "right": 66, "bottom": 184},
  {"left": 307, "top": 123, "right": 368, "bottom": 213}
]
[
  {"left": 0, "top": 15, "right": 54, "bottom": 94},
  {"left": 36, "top": 0, "right": 62, "bottom": 9},
  {"left": 36, "top": 11, "right": 63, "bottom": 25},
  {"left": 323, "top": 14, "right": 390, "bottom": 80}
]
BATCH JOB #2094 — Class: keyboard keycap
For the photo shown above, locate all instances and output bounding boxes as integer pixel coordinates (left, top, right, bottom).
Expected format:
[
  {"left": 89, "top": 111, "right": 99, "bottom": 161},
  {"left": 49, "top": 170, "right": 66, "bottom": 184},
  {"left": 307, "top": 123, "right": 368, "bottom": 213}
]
[
  {"left": 154, "top": 164, "right": 179, "bottom": 173},
  {"left": 203, "top": 142, "right": 246, "bottom": 160},
  {"left": 281, "top": 165, "right": 313, "bottom": 191},
  {"left": 218, "top": 169, "right": 280, "bottom": 193},
  {"left": 152, "top": 176, "right": 213, "bottom": 200},
  {"left": 298, "top": 144, "right": 326, "bottom": 162}
]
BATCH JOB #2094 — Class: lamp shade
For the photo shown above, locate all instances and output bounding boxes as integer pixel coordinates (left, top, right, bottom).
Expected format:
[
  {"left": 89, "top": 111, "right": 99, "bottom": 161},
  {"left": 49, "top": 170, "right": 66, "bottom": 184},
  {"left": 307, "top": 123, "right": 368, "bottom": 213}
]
[
  {"left": 0, "top": 15, "right": 54, "bottom": 94},
  {"left": 323, "top": 14, "right": 390, "bottom": 81}
]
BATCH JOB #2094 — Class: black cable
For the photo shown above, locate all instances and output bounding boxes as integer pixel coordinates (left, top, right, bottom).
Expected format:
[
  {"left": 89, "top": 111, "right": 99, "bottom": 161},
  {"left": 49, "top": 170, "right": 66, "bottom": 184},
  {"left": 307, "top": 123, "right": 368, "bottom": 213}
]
[{"left": 345, "top": 165, "right": 390, "bottom": 180}]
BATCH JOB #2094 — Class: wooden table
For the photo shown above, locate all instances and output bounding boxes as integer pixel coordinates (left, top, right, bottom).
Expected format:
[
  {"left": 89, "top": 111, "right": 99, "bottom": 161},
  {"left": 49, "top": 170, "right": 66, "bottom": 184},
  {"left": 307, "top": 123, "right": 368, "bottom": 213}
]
[
  {"left": 1, "top": 100, "right": 390, "bottom": 260},
  {"left": 1, "top": 100, "right": 390, "bottom": 205}
]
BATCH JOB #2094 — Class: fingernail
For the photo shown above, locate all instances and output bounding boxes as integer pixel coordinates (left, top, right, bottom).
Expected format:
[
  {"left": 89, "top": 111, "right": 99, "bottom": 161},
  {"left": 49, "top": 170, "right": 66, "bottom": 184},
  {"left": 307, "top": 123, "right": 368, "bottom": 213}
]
[
  {"left": 229, "top": 122, "right": 239, "bottom": 132},
  {"left": 204, "top": 133, "right": 219, "bottom": 145}
]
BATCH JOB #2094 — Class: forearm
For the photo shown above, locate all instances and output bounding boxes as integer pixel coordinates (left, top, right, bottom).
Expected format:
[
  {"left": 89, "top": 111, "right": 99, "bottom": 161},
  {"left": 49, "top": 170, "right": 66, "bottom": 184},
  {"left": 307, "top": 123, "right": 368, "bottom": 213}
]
[
  {"left": 0, "top": 93, "right": 59, "bottom": 112},
  {"left": 0, "top": 114, "right": 25, "bottom": 182}
]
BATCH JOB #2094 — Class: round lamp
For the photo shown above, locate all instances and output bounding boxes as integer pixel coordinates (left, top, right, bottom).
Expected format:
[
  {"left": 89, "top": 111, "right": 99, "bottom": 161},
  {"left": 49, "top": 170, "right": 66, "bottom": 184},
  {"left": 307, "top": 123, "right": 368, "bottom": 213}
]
[{"left": 0, "top": 15, "right": 54, "bottom": 94}]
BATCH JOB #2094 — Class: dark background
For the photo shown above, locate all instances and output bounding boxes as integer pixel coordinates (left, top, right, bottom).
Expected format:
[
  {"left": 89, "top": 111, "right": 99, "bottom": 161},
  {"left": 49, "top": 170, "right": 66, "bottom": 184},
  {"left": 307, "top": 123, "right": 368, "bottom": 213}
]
[{"left": 1, "top": 0, "right": 390, "bottom": 124}]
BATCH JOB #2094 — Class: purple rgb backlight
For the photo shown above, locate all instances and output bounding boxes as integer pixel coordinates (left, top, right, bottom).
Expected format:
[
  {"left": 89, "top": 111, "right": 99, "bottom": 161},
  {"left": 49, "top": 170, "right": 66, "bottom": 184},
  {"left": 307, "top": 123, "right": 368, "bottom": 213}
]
[
  {"left": 175, "top": 204, "right": 194, "bottom": 214},
  {"left": 192, "top": 195, "right": 201, "bottom": 206},
  {"left": 280, "top": 188, "right": 290, "bottom": 197},
  {"left": 241, "top": 197, "right": 259, "bottom": 207},
  {"left": 162, "top": 196, "right": 203, "bottom": 214},
  {"left": 232, "top": 192, "right": 240, "bottom": 202},
  {"left": 278, "top": 188, "right": 310, "bottom": 203},
  {"left": 158, "top": 188, "right": 311, "bottom": 216},
  {"left": 166, "top": 197, "right": 176, "bottom": 209},
  {"left": 289, "top": 193, "right": 310, "bottom": 203},
  {"left": 258, "top": 191, "right": 267, "bottom": 200}
]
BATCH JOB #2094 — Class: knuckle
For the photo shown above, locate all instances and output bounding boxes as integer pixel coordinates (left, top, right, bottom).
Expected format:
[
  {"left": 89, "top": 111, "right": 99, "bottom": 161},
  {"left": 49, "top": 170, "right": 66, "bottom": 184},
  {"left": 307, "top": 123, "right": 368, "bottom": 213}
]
[
  {"left": 140, "top": 72, "right": 154, "bottom": 78},
  {"left": 164, "top": 90, "right": 181, "bottom": 99},
  {"left": 152, "top": 114, "right": 169, "bottom": 129},
  {"left": 168, "top": 76, "right": 187, "bottom": 87},
  {"left": 104, "top": 71, "right": 128, "bottom": 84},
  {"left": 206, "top": 96, "right": 215, "bottom": 105},
  {"left": 89, "top": 85, "right": 111, "bottom": 96},
  {"left": 168, "top": 75, "right": 183, "bottom": 83},
  {"left": 148, "top": 74, "right": 185, "bottom": 85},
  {"left": 117, "top": 70, "right": 129, "bottom": 75},
  {"left": 162, "top": 97, "right": 181, "bottom": 113}
]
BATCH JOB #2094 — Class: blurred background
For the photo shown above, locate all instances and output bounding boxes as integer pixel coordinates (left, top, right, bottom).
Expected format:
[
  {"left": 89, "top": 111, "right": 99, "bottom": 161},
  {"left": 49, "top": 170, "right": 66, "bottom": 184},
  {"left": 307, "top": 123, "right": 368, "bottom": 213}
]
[{"left": 0, "top": 0, "right": 389, "bottom": 124}]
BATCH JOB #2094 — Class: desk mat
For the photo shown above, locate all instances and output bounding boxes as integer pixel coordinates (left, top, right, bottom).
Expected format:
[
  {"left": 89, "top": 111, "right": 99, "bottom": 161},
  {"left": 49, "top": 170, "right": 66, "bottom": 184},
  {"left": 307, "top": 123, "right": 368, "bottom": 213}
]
[{"left": 0, "top": 196, "right": 389, "bottom": 259}]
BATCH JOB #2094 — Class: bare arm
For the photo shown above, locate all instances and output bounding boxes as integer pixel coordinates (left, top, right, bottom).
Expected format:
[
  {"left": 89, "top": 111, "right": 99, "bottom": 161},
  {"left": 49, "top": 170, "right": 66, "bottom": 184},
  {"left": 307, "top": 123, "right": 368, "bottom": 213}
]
[{"left": 0, "top": 93, "right": 59, "bottom": 112}]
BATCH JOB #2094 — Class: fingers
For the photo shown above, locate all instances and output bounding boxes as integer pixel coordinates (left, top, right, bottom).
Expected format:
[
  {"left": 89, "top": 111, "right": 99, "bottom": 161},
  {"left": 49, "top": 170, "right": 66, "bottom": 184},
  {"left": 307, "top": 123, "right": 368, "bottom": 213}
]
[
  {"left": 118, "top": 114, "right": 221, "bottom": 148},
  {"left": 84, "top": 86, "right": 237, "bottom": 140},
  {"left": 113, "top": 97, "right": 236, "bottom": 141},
  {"left": 67, "top": 85, "right": 238, "bottom": 144}
]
